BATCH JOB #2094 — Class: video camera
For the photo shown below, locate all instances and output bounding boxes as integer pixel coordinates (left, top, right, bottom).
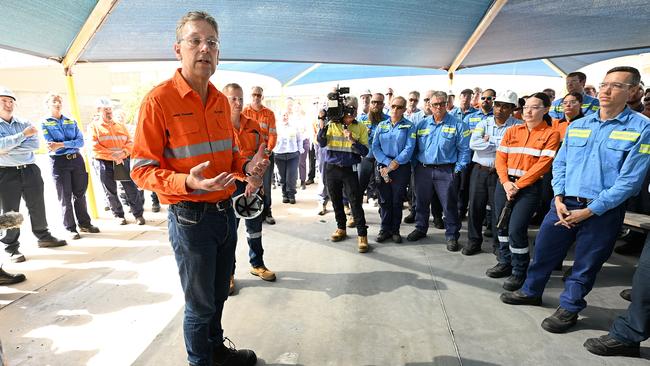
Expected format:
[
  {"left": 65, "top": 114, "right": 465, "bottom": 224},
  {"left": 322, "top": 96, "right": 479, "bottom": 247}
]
[{"left": 326, "top": 86, "right": 355, "bottom": 123}]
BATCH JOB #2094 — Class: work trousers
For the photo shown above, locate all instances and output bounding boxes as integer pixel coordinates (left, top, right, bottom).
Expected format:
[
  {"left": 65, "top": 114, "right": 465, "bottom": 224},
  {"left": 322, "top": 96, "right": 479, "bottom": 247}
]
[
  {"left": 298, "top": 138, "right": 311, "bottom": 182},
  {"left": 0, "top": 164, "right": 51, "bottom": 252},
  {"left": 358, "top": 156, "right": 378, "bottom": 200},
  {"left": 377, "top": 164, "right": 411, "bottom": 234},
  {"left": 494, "top": 179, "right": 541, "bottom": 277},
  {"left": 326, "top": 164, "right": 367, "bottom": 236},
  {"left": 456, "top": 162, "right": 473, "bottom": 217},
  {"left": 467, "top": 165, "right": 498, "bottom": 248},
  {"left": 232, "top": 181, "right": 265, "bottom": 272},
  {"left": 521, "top": 198, "right": 625, "bottom": 313},
  {"left": 50, "top": 154, "right": 92, "bottom": 232},
  {"left": 275, "top": 151, "right": 299, "bottom": 200},
  {"left": 261, "top": 153, "right": 274, "bottom": 217},
  {"left": 414, "top": 164, "right": 460, "bottom": 240},
  {"left": 610, "top": 234, "right": 650, "bottom": 344},
  {"left": 97, "top": 159, "right": 144, "bottom": 218}
]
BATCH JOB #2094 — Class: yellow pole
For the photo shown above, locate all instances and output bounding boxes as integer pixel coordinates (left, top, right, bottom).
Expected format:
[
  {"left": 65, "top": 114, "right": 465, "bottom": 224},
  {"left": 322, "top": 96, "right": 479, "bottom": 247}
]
[{"left": 65, "top": 67, "right": 99, "bottom": 219}]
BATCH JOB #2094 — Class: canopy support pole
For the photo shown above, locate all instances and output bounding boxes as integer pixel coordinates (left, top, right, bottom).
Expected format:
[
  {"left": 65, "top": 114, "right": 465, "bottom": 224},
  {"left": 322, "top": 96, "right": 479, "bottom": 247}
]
[
  {"left": 283, "top": 63, "right": 322, "bottom": 88},
  {"left": 65, "top": 67, "right": 99, "bottom": 219},
  {"left": 447, "top": 0, "right": 508, "bottom": 76},
  {"left": 61, "top": 0, "right": 120, "bottom": 69},
  {"left": 542, "top": 58, "right": 568, "bottom": 78}
]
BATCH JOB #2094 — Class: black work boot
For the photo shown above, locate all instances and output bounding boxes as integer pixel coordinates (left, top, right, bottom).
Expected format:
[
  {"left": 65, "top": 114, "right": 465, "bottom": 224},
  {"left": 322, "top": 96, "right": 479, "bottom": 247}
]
[
  {"left": 461, "top": 242, "right": 481, "bottom": 256},
  {"left": 446, "top": 239, "right": 459, "bottom": 252},
  {"left": 0, "top": 267, "right": 26, "bottom": 285},
  {"left": 541, "top": 307, "right": 578, "bottom": 333},
  {"left": 403, "top": 211, "right": 415, "bottom": 224},
  {"left": 213, "top": 338, "right": 257, "bottom": 366},
  {"left": 502, "top": 275, "right": 525, "bottom": 291},
  {"left": 500, "top": 290, "right": 542, "bottom": 306},
  {"left": 486, "top": 263, "right": 512, "bottom": 278},
  {"left": 583, "top": 335, "right": 640, "bottom": 357}
]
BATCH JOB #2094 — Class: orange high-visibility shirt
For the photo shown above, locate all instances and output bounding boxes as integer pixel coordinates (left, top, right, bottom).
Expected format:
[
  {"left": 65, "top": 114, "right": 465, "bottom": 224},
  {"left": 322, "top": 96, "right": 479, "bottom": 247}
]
[
  {"left": 130, "top": 69, "right": 248, "bottom": 204},
  {"left": 495, "top": 123, "right": 560, "bottom": 189},
  {"left": 551, "top": 118, "right": 570, "bottom": 141},
  {"left": 232, "top": 113, "right": 263, "bottom": 180},
  {"left": 242, "top": 104, "right": 276, "bottom": 150},
  {"left": 89, "top": 119, "right": 133, "bottom": 161}
]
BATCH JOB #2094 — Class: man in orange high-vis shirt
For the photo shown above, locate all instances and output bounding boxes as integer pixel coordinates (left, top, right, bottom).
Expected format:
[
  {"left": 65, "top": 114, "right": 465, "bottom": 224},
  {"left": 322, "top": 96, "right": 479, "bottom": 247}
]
[
  {"left": 223, "top": 83, "right": 276, "bottom": 296},
  {"left": 130, "top": 11, "right": 267, "bottom": 366},
  {"left": 242, "top": 86, "right": 277, "bottom": 225},
  {"left": 89, "top": 98, "right": 145, "bottom": 226},
  {"left": 485, "top": 93, "right": 560, "bottom": 292}
]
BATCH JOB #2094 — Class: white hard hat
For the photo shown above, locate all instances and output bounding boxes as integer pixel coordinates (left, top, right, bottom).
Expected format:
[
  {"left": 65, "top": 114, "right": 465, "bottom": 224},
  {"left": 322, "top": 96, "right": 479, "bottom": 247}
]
[
  {"left": 95, "top": 97, "right": 112, "bottom": 109},
  {"left": 0, "top": 86, "right": 16, "bottom": 101},
  {"left": 232, "top": 193, "right": 265, "bottom": 220},
  {"left": 360, "top": 89, "right": 372, "bottom": 96},
  {"left": 495, "top": 90, "right": 518, "bottom": 106}
]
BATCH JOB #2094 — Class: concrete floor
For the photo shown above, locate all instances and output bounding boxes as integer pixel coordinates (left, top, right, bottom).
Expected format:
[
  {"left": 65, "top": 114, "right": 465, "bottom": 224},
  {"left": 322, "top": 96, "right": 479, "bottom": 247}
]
[{"left": 1, "top": 156, "right": 648, "bottom": 365}]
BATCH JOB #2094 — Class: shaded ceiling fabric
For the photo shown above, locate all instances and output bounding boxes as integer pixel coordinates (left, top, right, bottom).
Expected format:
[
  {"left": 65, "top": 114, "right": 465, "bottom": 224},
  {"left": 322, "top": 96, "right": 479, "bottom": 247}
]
[
  {"left": 0, "top": 0, "right": 648, "bottom": 80},
  {"left": 0, "top": 0, "right": 97, "bottom": 59}
]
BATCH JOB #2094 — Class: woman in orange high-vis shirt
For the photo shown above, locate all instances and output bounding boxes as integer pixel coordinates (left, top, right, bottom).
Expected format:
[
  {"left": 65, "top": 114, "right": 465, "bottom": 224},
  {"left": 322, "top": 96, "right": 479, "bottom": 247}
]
[
  {"left": 552, "top": 92, "right": 585, "bottom": 141},
  {"left": 486, "top": 93, "right": 560, "bottom": 292}
]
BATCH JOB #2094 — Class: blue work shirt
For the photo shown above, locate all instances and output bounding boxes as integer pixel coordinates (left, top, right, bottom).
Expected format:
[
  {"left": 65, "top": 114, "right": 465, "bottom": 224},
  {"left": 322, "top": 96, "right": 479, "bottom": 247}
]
[
  {"left": 463, "top": 109, "right": 493, "bottom": 134},
  {"left": 409, "top": 110, "right": 428, "bottom": 125},
  {"left": 372, "top": 117, "right": 417, "bottom": 167},
  {"left": 470, "top": 116, "right": 521, "bottom": 168},
  {"left": 549, "top": 93, "right": 599, "bottom": 119},
  {"left": 414, "top": 113, "right": 471, "bottom": 172},
  {"left": 0, "top": 116, "right": 39, "bottom": 166},
  {"left": 552, "top": 106, "right": 650, "bottom": 216},
  {"left": 358, "top": 113, "right": 388, "bottom": 158},
  {"left": 41, "top": 114, "right": 85, "bottom": 156},
  {"left": 451, "top": 106, "right": 478, "bottom": 123}
]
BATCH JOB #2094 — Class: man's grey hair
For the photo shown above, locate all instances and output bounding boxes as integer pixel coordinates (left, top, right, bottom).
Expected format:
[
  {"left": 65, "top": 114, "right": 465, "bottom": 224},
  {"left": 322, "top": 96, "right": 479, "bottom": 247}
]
[
  {"left": 431, "top": 90, "right": 448, "bottom": 101},
  {"left": 176, "top": 11, "right": 219, "bottom": 42},
  {"left": 409, "top": 91, "right": 420, "bottom": 99}
]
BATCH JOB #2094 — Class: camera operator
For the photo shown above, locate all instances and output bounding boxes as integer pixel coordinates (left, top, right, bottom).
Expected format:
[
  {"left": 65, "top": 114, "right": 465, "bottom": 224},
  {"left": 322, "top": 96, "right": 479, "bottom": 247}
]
[{"left": 317, "top": 91, "right": 370, "bottom": 253}]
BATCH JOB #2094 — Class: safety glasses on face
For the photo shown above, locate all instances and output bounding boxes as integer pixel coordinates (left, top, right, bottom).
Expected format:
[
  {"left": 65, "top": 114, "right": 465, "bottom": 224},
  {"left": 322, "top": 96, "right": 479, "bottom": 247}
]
[
  {"left": 599, "top": 82, "right": 634, "bottom": 91},
  {"left": 430, "top": 102, "right": 446, "bottom": 108},
  {"left": 423, "top": 98, "right": 430, "bottom": 103},
  {"left": 391, "top": 105, "right": 406, "bottom": 110},
  {"left": 180, "top": 37, "right": 220, "bottom": 50},
  {"left": 370, "top": 100, "right": 383, "bottom": 105},
  {"left": 480, "top": 96, "right": 494, "bottom": 101},
  {"left": 251, "top": 93, "right": 262, "bottom": 98},
  {"left": 408, "top": 98, "right": 418, "bottom": 102}
]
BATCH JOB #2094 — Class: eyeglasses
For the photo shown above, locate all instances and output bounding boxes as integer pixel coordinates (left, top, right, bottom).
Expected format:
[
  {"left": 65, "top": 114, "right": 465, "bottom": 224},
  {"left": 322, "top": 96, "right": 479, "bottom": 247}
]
[
  {"left": 423, "top": 98, "right": 430, "bottom": 103},
  {"left": 561, "top": 100, "right": 580, "bottom": 106},
  {"left": 644, "top": 97, "right": 650, "bottom": 102},
  {"left": 391, "top": 105, "right": 406, "bottom": 110},
  {"left": 370, "top": 100, "right": 383, "bottom": 104},
  {"left": 481, "top": 96, "right": 494, "bottom": 101},
  {"left": 522, "top": 105, "right": 544, "bottom": 111},
  {"left": 599, "top": 82, "right": 634, "bottom": 90},
  {"left": 408, "top": 98, "right": 418, "bottom": 102},
  {"left": 385, "top": 92, "right": 393, "bottom": 96},
  {"left": 180, "top": 37, "right": 220, "bottom": 50},
  {"left": 430, "top": 102, "right": 447, "bottom": 108},
  {"left": 251, "top": 93, "right": 262, "bottom": 98}
]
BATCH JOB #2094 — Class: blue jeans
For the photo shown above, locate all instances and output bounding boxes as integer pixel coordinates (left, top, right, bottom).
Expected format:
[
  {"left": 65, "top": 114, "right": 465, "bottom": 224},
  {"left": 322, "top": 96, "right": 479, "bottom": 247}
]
[
  {"left": 233, "top": 181, "right": 265, "bottom": 271},
  {"left": 610, "top": 234, "right": 650, "bottom": 344},
  {"left": 275, "top": 151, "right": 299, "bottom": 199},
  {"left": 521, "top": 198, "right": 625, "bottom": 313},
  {"left": 494, "top": 180, "right": 541, "bottom": 277},
  {"left": 168, "top": 203, "right": 237, "bottom": 366}
]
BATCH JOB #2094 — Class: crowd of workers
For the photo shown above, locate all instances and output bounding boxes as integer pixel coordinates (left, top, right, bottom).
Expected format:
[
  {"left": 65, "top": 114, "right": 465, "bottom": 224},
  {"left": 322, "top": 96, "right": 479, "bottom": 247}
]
[{"left": 2, "top": 9, "right": 650, "bottom": 366}]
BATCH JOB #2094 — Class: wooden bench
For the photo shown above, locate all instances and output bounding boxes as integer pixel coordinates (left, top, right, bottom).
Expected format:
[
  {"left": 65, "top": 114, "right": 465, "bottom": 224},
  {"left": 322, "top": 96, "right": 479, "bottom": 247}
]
[{"left": 623, "top": 211, "right": 650, "bottom": 232}]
